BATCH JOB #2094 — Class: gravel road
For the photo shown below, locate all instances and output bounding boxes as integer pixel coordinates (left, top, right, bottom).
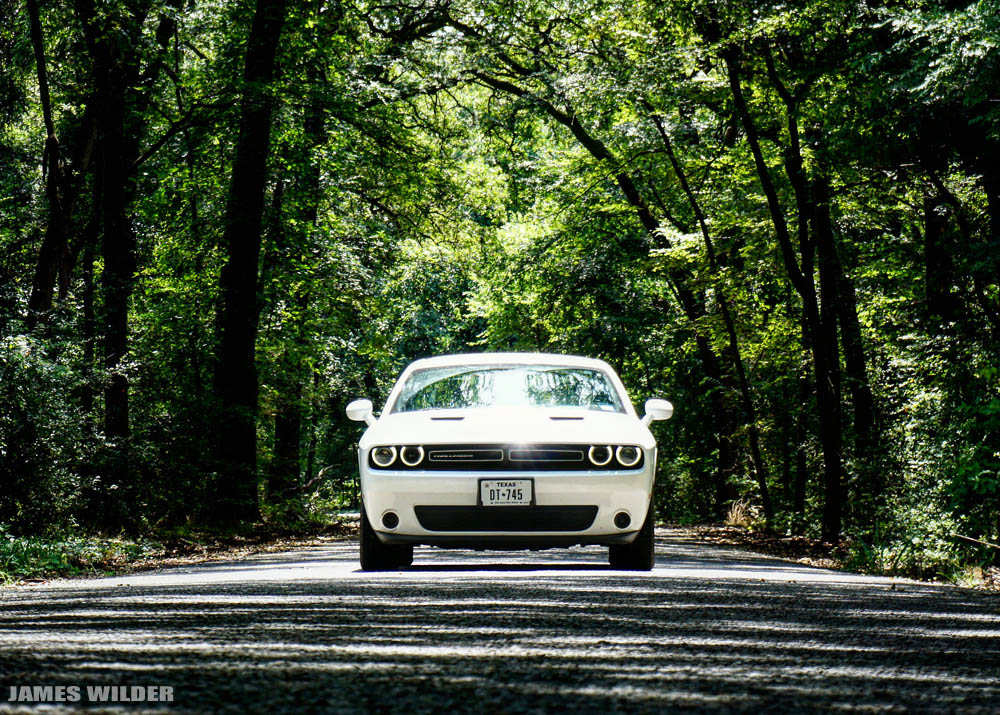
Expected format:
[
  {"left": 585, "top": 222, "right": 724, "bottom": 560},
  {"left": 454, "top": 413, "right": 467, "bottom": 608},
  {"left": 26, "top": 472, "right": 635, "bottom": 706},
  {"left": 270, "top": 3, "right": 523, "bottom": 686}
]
[{"left": 1, "top": 528, "right": 998, "bottom": 713}]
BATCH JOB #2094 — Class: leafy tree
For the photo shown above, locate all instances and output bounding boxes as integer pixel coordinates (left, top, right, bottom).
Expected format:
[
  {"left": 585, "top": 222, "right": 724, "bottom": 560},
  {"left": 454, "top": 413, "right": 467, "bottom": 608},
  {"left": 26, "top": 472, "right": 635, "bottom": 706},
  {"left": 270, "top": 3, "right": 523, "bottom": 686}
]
[{"left": 0, "top": 0, "right": 995, "bottom": 571}]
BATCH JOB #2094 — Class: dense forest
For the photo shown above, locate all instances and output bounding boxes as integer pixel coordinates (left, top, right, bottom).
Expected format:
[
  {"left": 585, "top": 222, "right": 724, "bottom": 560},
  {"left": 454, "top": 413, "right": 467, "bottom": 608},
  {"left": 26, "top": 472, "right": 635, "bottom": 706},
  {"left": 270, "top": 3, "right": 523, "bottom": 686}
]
[{"left": 1, "top": 0, "right": 997, "bottom": 575}]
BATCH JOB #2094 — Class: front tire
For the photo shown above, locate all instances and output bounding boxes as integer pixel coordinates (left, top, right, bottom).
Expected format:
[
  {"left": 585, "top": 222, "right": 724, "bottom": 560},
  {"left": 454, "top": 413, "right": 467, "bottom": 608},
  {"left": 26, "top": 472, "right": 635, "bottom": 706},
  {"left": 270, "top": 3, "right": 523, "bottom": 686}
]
[
  {"left": 360, "top": 506, "right": 410, "bottom": 571},
  {"left": 396, "top": 544, "right": 414, "bottom": 567},
  {"left": 609, "top": 507, "right": 655, "bottom": 571}
]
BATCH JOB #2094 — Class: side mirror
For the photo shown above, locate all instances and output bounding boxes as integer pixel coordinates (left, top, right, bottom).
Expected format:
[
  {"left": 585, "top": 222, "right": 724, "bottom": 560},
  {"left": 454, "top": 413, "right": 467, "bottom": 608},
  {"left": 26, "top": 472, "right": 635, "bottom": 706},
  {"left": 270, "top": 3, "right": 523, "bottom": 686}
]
[
  {"left": 641, "top": 398, "right": 673, "bottom": 426},
  {"left": 346, "top": 398, "right": 376, "bottom": 426}
]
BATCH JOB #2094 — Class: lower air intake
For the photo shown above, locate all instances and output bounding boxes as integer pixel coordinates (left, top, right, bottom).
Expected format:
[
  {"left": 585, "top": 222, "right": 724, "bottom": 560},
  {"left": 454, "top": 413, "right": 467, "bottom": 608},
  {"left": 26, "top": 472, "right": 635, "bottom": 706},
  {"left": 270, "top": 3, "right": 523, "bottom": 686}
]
[{"left": 414, "top": 505, "right": 598, "bottom": 532}]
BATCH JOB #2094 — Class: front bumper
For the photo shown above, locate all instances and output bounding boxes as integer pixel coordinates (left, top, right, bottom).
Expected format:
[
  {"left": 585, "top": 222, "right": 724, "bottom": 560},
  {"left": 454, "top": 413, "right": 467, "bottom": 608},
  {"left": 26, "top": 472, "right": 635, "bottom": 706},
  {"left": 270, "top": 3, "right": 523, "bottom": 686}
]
[{"left": 360, "top": 467, "right": 654, "bottom": 549}]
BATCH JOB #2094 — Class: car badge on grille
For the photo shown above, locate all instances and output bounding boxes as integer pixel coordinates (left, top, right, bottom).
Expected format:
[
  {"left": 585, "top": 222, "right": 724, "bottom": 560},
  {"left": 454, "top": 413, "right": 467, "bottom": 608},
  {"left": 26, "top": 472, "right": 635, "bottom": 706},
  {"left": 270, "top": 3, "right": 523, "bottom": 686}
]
[{"left": 428, "top": 449, "right": 504, "bottom": 462}]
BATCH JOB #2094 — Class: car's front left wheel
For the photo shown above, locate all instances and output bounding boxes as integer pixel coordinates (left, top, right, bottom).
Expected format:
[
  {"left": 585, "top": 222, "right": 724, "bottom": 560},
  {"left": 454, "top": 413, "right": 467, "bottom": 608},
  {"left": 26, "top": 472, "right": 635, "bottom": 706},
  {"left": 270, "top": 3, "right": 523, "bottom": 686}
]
[
  {"left": 360, "top": 506, "right": 411, "bottom": 571},
  {"left": 609, "top": 507, "right": 655, "bottom": 571}
]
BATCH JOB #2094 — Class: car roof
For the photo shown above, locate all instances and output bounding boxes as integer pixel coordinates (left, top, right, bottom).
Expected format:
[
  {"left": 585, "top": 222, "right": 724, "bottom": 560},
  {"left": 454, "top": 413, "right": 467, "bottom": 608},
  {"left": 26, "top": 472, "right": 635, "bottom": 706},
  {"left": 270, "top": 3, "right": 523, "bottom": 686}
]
[{"left": 405, "top": 352, "right": 615, "bottom": 371}]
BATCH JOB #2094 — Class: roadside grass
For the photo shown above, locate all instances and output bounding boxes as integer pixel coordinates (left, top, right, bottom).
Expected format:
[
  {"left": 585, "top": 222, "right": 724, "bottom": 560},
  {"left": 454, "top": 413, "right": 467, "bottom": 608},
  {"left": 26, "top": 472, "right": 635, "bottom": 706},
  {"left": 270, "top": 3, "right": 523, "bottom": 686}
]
[
  {"left": 695, "top": 523, "right": 1000, "bottom": 591},
  {"left": 724, "top": 499, "right": 758, "bottom": 529},
  {"left": 0, "top": 528, "right": 159, "bottom": 584},
  {"left": 5, "top": 517, "right": 996, "bottom": 591},
  {"left": 0, "top": 516, "right": 357, "bottom": 585}
]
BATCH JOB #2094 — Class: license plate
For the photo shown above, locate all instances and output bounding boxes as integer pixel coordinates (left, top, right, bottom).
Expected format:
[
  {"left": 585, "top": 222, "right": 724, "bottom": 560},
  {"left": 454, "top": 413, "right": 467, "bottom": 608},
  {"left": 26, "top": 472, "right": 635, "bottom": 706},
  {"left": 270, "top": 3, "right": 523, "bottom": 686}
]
[{"left": 479, "top": 479, "right": 533, "bottom": 506}]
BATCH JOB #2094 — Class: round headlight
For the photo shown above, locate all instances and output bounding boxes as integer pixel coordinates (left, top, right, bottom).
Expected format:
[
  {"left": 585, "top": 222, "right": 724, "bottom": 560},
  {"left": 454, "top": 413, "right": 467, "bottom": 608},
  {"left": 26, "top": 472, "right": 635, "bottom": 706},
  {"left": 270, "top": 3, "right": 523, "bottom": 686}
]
[
  {"left": 371, "top": 446, "right": 397, "bottom": 467},
  {"left": 588, "top": 445, "right": 613, "bottom": 466},
  {"left": 400, "top": 445, "right": 424, "bottom": 466},
  {"left": 615, "top": 445, "right": 641, "bottom": 467}
]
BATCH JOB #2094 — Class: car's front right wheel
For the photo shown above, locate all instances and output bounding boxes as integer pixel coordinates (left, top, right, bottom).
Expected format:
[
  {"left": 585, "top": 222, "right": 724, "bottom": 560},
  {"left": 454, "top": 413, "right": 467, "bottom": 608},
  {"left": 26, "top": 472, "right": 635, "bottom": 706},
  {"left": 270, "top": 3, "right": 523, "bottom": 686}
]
[
  {"left": 608, "top": 508, "right": 655, "bottom": 571},
  {"left": 360, "top": 505, "right": 412, "bottom": 571}
]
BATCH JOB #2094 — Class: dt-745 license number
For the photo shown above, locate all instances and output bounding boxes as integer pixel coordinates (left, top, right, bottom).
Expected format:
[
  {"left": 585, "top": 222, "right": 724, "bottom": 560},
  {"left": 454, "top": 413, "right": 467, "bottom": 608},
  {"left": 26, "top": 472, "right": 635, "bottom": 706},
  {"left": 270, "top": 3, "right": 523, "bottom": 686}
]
[{"left": 480, "top": 479, "right": 532, "bottom": 506}]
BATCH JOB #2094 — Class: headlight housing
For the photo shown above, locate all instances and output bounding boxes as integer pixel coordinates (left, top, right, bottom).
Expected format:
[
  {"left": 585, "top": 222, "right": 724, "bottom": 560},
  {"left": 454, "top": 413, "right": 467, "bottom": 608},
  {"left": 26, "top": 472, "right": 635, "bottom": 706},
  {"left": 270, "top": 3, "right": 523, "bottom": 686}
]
[
  {"left": 588, "top": 445, "right": 613, "bottom": 466},
  {"left": 400, "top": 445, "right": 425, "bottom": 466},
  {"left": 615, "top": 445, "right": 642, "bottom": 467},
  {"left": 370, "top": 446, "right": 397, "bottom": 467}
]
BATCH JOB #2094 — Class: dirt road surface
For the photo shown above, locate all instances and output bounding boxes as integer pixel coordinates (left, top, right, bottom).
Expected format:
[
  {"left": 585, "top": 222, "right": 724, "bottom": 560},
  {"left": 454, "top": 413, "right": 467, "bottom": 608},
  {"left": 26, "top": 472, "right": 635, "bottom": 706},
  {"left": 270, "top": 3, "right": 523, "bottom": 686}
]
[{"left": 2, "top": 529, "right": 998, "bottom": 713}]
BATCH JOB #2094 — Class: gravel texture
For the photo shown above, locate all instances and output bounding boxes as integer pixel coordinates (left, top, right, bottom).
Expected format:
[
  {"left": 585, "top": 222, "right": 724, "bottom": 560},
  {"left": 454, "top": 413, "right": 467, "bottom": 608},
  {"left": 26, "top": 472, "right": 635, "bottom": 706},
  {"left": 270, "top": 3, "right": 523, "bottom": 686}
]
[{"left": 1, "top": 528, "right": 998, "bottom": 713}]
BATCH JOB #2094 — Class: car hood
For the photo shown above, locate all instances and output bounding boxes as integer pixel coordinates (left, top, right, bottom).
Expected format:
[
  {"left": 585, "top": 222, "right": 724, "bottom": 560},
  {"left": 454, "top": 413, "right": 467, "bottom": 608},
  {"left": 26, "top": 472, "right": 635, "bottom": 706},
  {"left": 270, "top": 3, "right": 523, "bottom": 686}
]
[{"left": 358, "top": 408, "right": 655, "bottom": 449}]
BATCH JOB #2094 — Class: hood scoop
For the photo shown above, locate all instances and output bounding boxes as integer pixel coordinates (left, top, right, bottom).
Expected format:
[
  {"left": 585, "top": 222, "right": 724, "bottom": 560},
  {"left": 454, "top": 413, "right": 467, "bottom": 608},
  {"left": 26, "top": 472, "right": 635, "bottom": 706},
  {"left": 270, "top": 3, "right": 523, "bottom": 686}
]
[
  {"left": 549, "top": 416, "right": 584, "bottom": 421},
  {"left": 431, "top": 416, "right": 465, "bottom": 421}
]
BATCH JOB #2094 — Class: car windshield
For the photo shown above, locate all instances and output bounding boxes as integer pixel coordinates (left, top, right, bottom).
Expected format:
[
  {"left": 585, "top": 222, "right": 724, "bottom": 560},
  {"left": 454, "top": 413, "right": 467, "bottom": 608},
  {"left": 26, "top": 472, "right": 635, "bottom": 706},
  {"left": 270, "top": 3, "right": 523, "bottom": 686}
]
[{"left": 392, "top": 364, "right": 625, "bottom": 413}]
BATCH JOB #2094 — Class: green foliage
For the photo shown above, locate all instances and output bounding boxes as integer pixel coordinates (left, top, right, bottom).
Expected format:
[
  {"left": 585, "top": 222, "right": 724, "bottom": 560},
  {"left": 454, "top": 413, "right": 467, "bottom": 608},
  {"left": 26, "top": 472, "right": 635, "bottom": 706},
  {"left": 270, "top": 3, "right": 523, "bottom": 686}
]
[
  {"left": 0, "top": 523, "right": 158, "bottom": 583},
  {"left": 0, "top": 333, "right": 91, "bottom": 533},
  {"left": 885, "top": 0, "right": 1000, "bottom": 116},
  {"left": 949, "top": 365, "right": 1000, "bottom": 534},
  {"left": 0, "top": 0, "right": 996, "bottom": 581}
]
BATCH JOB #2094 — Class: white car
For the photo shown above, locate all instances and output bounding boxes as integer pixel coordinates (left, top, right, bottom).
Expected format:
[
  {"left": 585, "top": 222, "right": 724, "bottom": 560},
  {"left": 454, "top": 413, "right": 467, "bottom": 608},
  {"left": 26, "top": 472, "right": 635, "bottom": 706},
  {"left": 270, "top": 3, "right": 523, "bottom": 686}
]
[{"left": 346, "top": 353, "right": 673, "bottom": 571}]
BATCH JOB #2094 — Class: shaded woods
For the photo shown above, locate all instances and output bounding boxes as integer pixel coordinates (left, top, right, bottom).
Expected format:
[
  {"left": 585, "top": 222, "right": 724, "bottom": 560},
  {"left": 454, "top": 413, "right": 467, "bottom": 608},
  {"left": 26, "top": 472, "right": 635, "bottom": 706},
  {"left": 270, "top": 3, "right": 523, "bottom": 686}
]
[{"left": 0, "top": 0, "right": 997, "bottom": 576}]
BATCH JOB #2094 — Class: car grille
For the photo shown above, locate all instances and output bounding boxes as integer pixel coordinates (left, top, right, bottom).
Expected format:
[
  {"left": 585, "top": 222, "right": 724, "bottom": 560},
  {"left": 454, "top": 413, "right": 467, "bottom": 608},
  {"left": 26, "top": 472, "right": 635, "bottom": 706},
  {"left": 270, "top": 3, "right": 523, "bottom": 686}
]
[{"left": 414, "top": 505, "right": 598, "bottom": 531}]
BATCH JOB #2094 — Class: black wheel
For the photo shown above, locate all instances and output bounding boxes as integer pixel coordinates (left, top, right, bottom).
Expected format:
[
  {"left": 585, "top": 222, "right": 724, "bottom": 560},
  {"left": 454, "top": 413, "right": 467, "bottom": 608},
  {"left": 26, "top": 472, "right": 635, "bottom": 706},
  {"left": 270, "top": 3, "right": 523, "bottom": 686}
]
[
  {"left": 609, "top": 507, "right": 655, "bottom": 571},
  {"left": 397, "top": 544, "right": 414, "bottom": 567},
  {"left": 360, "top": 506, "right": 408, "bottom": 571}
]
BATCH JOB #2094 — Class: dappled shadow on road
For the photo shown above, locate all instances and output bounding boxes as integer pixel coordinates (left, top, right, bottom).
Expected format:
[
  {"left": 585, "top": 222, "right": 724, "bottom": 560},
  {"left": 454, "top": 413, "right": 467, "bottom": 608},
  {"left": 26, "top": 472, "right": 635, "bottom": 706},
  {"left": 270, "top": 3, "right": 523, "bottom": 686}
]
[
  {"left": 108, "top": 538, "right": 858, "bottom": 582},
  {"left": 1, "top": 539, "right": 999, "bottom": 713}
]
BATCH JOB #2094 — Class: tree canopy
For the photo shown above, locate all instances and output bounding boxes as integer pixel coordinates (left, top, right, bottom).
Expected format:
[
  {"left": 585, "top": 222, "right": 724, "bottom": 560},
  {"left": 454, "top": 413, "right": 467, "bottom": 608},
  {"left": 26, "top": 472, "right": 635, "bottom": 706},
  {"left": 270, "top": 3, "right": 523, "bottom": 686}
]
[{"left": 1, "top": 0, "right": 998, "bottom": 575}]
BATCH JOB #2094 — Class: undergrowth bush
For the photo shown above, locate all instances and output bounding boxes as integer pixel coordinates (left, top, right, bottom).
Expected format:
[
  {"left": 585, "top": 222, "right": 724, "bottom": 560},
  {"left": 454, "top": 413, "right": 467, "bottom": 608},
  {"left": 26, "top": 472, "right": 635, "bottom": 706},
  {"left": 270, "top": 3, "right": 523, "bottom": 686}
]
[
  {"left": 0, "top": 524, "right": 157, "bottom": 583},
  {"left": 0, "top": 334, "right": 92, "bottom": 533}
]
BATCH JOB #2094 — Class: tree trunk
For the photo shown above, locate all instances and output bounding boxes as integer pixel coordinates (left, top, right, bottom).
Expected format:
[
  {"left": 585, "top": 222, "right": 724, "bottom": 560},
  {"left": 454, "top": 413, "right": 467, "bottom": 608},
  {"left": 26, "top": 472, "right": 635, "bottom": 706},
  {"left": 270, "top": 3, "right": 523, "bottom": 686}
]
[
  {"left": 26, "top": 0, "right": 70, "bottom": 319},
  {"left": 647, "top": 106, "right": 773, "bottom": 527},
  {"left": 810, "top": 134, "right": 877, "bottom": 530},
  {"left": 725, "top": 47, "right": 846, "bottom": 541},
  {"left": 77, "top": 203, "right": 100, "bottom": 422},
  {"left": 96, "top": 45, "right": 136, "bottom": 527},
  {"left": 304, "top": 371, "right": 321, "bottom": 490},
  {"left": 810, "top": 174, "right": 845, "bottom": 542},
  {"left": 72, "top": 0, "right": 148, "bottom": 529},
  {"left": 211, "top": 0, "right": 289, "bottom": 524},
  {"left": 838, "top": 267, "right": 880, "bottom": 500},
  {"left": 261, "top": 181, "right": 301, "bottom": 502},
  {"left": 793, "top": 360, "right": 810, "bottom": 532},
  {"left": 267, "top": 78, "right": 326, "bottom": 504},
  {"left": 923, "top": 196, "right": 956, "bottom": 321},
  {"left": 270, "top": 379, "right": 303, "bottom": 500}
]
